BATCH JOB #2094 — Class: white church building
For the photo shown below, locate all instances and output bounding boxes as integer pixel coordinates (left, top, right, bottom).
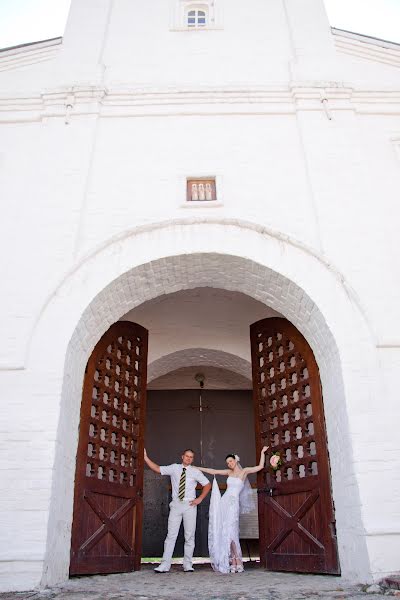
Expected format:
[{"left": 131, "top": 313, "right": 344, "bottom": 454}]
[{"left": 1, "top": 0, "right": 400, "bottom": 593}]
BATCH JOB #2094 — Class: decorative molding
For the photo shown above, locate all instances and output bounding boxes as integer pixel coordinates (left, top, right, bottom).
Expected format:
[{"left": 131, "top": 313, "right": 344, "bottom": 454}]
[
  {"left": 0, "top": 38, "right": 61, "bottom": 73},
  {"left": 376, "top": 344, "right": 400, "bottom": 349},
  {"left": 0, "top": 36, "right": 62, "bottom": 55},
  {"left": 1, "top": 85, "right": 400, "bottom": 123},
  {"left": 332, "top": 28, "right": 400, "bottom": 70},
  {"left": 332, "top": 28, "right": 400, "bottom": 51}
]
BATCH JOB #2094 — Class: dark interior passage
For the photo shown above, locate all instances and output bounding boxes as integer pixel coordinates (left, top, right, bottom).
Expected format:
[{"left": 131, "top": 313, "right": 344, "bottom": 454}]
[{"left": 142, "top": 389, "right": 258, "bottom": 558}]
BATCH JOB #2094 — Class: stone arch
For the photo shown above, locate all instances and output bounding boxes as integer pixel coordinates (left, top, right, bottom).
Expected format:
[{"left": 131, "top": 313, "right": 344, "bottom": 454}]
[
  {"left": 28, "top": 217, "right": 374, "bottom": 367},
  {"left": 35, "top": 221, "right": 376, "bottom": 585},
  {"left": 148, "top": 348, "right": 252, "bottom": 383}
]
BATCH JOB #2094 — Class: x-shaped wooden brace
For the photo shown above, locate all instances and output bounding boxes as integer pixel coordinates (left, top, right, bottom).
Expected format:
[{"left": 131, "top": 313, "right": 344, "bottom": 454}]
[
  {"left": 79, "top": 491, "right": 135, "bottom": 555},
  {"left": 266, "top": 490, "right": 324, "bottom": 553}
]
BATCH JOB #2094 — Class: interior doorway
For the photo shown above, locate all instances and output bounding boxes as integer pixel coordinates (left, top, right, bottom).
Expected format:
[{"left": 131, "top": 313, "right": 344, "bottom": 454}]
[
  {"left": 127, "top": 287, "right": 275, "bottom": 566},
  {"left": 142, "top": 387, "right": 259, "bottom": 563}
]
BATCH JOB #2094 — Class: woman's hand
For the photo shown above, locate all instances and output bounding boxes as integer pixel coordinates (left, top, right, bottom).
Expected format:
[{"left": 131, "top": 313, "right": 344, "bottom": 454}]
[
  {"left": 243, "top": 447, "right": 270, "bottom": 475},
  {"left": 144, "top": 448, "right": 148, "bottom": 458}
]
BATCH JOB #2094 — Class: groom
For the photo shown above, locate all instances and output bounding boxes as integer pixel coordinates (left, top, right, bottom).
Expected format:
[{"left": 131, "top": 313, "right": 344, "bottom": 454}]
[{"left": 144, "top": 448, "right": 211, "bottom": 573}]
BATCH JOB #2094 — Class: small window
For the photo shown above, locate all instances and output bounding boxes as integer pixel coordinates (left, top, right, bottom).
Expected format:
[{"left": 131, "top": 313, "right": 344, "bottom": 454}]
[
  {"left": 172, "top": 1, "right": 219, "bottom": 32},
  {"left": 187, "top": 7, "right": 208, "bottom": 28},
  {"left": 187, "top": 178, "right": 216, "bottom": 202}
]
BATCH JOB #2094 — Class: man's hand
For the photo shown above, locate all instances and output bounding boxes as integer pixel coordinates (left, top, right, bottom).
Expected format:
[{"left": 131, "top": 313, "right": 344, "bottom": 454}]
[
  {"left": 190, "top": 482, "right": 211, "bottom": 506},
  {"left": 143, "top": 449, "right": 161, "bottom": 474},
  {"left": 189, "top": 498, "right": 202, "bottom": 507}
]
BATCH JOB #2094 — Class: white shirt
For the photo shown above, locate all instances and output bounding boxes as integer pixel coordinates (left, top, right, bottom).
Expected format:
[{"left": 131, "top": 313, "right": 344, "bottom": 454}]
[{"left": 160, "top": 463, "right": 209, "bottom": 501}]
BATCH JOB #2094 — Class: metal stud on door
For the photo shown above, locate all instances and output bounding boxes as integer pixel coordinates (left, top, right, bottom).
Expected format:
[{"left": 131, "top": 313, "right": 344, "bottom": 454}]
[
  {"left": 250, "top": 318, "right": 339, "bottom": 574},
  {"left": 70, "top": 321, "right": 148, "bottom": 575}
]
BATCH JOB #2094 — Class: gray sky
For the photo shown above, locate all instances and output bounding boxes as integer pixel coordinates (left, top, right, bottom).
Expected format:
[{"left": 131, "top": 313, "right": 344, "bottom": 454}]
[{"left": 0, "top": 0, "right": 399, "bottom": 49}]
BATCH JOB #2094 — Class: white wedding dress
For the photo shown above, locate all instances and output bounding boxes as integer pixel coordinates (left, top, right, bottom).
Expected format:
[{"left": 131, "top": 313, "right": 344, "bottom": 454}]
[{"left": 208, "top": 476, "right": 253, "bottom": 574}]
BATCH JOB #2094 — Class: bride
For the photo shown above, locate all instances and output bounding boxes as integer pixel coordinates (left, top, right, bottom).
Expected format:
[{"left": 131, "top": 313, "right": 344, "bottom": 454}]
[{"left": 196, "top": 446, "right": 269, "bottom": 574}]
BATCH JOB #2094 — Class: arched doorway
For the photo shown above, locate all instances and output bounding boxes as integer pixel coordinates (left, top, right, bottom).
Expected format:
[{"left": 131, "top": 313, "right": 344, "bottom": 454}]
[
  {"left": 69, "top": 312, "right": 339, "bottom": 575},
  {"left": 32, "top": 224, "right": 374, "bottom": 585},
  {"left": 122, "top": 287, "right": 273, "bottom": 565}
]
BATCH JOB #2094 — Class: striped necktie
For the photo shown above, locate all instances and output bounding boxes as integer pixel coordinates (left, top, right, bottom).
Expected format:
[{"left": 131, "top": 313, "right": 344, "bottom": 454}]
[{"left": 178, "top": 467, "right": 187, "bottom": 501}]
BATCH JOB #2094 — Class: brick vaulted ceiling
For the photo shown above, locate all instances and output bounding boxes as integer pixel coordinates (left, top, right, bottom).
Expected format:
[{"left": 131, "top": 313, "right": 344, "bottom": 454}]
[{"left": 122, "top": 287, "right": 281, "bottom": 388}]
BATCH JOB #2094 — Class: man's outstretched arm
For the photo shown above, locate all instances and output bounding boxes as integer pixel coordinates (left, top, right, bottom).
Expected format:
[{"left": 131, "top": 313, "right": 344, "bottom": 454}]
[{"left": 144, "top": 448, "right": 161, "bottom": 474}]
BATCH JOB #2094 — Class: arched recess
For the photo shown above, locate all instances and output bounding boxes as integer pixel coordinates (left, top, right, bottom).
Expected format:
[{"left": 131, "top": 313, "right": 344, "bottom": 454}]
[
  {"left": 32, "top": 221, "right": 376, "bottom": 585},
  {"left": 147, "top": 348, "right": 252, "bottom": 383}
]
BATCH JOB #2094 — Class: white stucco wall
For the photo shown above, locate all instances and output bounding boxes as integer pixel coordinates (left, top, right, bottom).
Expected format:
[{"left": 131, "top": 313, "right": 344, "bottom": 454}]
[{"left": 0, "top": 0, "right": 400, "bottom": 592}]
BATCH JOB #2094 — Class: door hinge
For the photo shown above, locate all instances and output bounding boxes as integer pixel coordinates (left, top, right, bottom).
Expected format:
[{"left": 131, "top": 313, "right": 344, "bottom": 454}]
[
  {"left": 329, "top": 522, "right": 337, "bottom": 538},
  {"left": 257, "top": 488, "right": 274, "bottom": 496}
]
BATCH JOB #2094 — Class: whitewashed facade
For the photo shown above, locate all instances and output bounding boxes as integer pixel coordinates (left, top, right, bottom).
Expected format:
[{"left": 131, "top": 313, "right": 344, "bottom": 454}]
[{"left": 0, "top": 0, "right": 400, "bottom": 592}]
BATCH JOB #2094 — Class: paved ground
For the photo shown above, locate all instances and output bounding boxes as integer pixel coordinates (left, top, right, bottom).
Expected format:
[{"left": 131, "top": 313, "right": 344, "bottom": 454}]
[{"left": 1, "top": 564, "right": 397, "bottom": 600}]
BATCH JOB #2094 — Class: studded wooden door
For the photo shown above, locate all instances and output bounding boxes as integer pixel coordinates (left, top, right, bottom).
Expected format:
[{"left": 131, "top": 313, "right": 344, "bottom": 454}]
[
  {"left": 70, "top": 321, "right": 148, "bottom": 576},
  {"left": 250, "top": 318, "right": 339, "bottom": 574}
]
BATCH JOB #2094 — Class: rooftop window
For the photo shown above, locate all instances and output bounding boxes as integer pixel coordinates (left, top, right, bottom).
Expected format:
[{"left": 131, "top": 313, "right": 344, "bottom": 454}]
[{"left": 186, "top": 5, "right": 208, "bottom": 28}]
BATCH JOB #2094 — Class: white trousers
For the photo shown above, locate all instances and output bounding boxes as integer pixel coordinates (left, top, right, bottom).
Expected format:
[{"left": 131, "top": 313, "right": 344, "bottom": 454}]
[{"left": 161, "top": 499, "right": 197, "bottom": 569}]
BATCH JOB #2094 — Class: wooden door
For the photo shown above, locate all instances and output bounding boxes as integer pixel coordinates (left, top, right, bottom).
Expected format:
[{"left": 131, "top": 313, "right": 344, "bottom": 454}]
[
  {"left": 70, "top": 321, "right": 148, "bottom": 576},
  {"left": 250, "top": 318, "right": 339, "bottom": 574}
]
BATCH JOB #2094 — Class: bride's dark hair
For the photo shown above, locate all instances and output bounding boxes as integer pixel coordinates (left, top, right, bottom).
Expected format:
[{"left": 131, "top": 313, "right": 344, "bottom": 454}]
[{"left": 225, "top": 453, "right": 236, "bottom": 460}]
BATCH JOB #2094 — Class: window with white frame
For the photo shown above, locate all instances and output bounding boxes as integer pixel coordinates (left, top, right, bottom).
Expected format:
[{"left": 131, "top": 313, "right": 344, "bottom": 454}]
[
  {"left": 172, "top": 1, "right": 220, "bottom": 31},
  {"left": 186, "top": 5, "right": 209, "bottom": 28}
]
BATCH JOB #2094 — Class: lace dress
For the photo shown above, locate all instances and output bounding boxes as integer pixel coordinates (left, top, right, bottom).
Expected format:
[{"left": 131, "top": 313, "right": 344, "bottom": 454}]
[{"left": 208, "top": 476, "right": 245, "bottom": 573}]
